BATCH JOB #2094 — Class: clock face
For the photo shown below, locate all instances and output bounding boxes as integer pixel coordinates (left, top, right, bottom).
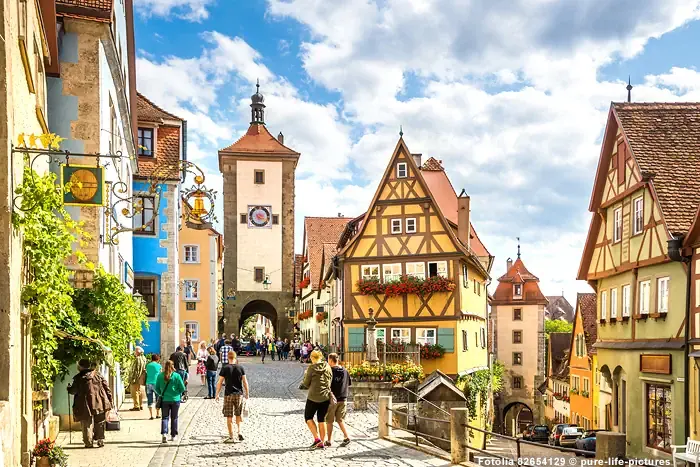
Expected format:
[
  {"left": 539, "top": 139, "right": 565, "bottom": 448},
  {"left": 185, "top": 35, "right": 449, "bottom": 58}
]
[{"left": 248, "top": 205, "right": 272, "bottom": 227}]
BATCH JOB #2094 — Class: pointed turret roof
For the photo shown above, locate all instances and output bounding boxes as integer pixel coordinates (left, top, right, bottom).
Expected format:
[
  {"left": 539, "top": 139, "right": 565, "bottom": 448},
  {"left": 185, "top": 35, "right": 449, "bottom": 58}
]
[
  {"left": 491, "top": 256, "right": 547, "bottom": 304},
  {"left": 219, "top": 123, "right": 300, "bottom": 156}
]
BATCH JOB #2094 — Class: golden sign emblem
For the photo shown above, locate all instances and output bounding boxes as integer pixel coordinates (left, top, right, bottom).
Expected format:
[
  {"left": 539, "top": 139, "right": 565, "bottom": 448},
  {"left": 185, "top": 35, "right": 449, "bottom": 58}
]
[{"left": 69, "top": 169, "right": 99, "bottom": 202}]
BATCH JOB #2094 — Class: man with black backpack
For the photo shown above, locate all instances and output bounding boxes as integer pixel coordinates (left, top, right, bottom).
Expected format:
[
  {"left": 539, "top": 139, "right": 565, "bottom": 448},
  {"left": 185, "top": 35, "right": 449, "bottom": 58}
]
[{"left": 325, "top": 353, "right": 351, "bottom": 447}]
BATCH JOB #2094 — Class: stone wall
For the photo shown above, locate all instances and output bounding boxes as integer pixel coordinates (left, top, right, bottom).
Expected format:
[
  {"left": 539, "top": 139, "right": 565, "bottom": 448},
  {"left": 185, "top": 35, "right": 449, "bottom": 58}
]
[{"left": 159, "top": 183, "right": 179, "bottom": 357}]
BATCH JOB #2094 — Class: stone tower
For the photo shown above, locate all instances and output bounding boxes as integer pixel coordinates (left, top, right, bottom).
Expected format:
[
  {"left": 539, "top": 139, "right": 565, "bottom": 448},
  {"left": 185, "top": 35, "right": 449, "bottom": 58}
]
[{"left": 218, "top": 84, "right": 299, "bottom": 338}]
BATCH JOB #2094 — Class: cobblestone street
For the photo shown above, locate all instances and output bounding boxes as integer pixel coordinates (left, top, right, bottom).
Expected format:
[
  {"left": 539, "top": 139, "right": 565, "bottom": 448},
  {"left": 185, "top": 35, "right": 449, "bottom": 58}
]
[{"left": 60, "top": 359, "right": 450, "bottom": 467}]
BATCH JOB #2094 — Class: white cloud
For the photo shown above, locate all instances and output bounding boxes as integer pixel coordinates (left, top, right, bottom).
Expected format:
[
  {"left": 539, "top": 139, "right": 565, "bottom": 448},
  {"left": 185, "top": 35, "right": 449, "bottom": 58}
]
[{"left": 135, "top": 0, "right": 216, "bottom": 21}]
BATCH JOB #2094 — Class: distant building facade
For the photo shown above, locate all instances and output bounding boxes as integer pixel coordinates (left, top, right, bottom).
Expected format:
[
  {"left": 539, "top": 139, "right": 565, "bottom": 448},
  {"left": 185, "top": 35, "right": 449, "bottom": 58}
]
[{"left": 567, "top": 293, "right": 597, "bottom": 430}]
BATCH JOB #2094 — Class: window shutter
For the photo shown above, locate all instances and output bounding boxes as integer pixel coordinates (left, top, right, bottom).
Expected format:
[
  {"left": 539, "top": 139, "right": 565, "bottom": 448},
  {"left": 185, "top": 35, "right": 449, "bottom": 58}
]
[
  {"left": 437, "top": 328, "right": 455, "bottom": 352},
  {"left": 348, "top": 328, "right": 365, "bottom": 350}
]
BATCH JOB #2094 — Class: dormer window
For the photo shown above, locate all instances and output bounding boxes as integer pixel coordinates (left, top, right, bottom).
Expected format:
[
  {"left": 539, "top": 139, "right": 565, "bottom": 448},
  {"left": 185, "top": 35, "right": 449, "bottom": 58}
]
[
  {"left": 138, "top": 127, "right": 154, "bottom": 156},
  {"left": 513, "top": 284, "right": 522, "bottom": 298},
  {"left": 397, "top": 162, "right": 407, "bottom": 178}
]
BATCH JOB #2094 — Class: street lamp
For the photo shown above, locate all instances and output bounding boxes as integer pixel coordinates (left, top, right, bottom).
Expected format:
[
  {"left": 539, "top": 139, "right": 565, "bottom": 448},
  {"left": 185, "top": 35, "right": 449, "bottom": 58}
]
[
  {"left": 263, "top": 275, "right": 271, "bottom": 290},
  {"left": 133, "top": 290, "right": 143, "bottom": 302}
]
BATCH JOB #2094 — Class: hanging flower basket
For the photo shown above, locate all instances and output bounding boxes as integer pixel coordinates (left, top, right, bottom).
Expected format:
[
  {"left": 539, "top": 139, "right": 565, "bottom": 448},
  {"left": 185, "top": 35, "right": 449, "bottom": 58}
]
[
  {"left": 298, "top": 277, "right": 310, "bottom": 290},
  {"left": 316, "top": 311, "right": 328, "bottom": 323},
  {"left": 356, "top": 275, "right": 456, "bottom": 297},
  {"left": 419, "top": 344, "right": 446, "bottom": 360}
]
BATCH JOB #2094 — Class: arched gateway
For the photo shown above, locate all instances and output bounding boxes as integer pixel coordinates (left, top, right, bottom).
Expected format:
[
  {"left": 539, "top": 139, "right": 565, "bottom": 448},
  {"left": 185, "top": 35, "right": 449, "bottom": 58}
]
[{"left": 218, "top": 83, "right": 299, "bottom": 339}]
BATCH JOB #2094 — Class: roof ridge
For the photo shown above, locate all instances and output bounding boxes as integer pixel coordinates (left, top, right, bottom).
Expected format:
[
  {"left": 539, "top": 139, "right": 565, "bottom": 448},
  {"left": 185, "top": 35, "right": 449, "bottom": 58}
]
[{"left": 136, "top": 91, "right": 183, "bottom": 121}]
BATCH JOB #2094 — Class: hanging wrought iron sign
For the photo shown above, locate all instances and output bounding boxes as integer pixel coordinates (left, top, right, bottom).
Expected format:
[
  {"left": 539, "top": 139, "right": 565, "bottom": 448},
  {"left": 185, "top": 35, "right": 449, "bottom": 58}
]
[{"left": 61, "top": 164, "right": 105, "bottom": 206}]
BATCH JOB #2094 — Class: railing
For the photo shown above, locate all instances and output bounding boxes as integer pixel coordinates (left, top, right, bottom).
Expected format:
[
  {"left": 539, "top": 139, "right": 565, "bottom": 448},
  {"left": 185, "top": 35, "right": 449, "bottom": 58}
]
[{"left": 329, "top": 343, "right": 421, "bottom": 371}]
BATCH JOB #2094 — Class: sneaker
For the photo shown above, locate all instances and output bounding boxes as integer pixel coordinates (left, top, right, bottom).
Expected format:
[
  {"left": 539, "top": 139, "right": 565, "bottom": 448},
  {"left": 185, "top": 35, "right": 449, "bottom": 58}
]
[
  {"left": 161, "top": 436, "right": 168, "bottom": 444},
  {"left": 224, "top": 437, "right": 236, "bottom": 444},
  {"left": 340, "top": 438, "right": 351, "bottom": 447},
  {"left": 238, "top": 434, "right": 244, "bottom": 441},
  {"left": 313, "top": 441, "right": 325, "bottom": 450},
  {"left": 84, "top": 443, "right": 94, "bottom": 448},
  {"left": 324, "top": 441, "right": 331, "bottom": 447},
  {"left": 96, "top": 440, "right": 104, "bottom": 448},
  {"left": 308, "top": 439, "right": 321, "bottom": 449},
  {"left": 149, "top": 416, "right": 154, "bottom": 420}
]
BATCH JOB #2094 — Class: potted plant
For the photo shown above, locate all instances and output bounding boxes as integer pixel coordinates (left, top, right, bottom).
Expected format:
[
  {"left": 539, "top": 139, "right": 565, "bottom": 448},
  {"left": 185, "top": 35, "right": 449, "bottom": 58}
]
[{"left": 32, "top": 439, "right": 68, "bottom": 467}]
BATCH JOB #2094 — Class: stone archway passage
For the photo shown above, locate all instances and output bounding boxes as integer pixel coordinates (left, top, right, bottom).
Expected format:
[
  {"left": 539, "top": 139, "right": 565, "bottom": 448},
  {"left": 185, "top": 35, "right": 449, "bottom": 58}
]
[
  {"left": 239, "top": 300, "right": 279, "bottom": 338},
  {"left": 502, "top": 401, "right": 534, "bottom": 437}
]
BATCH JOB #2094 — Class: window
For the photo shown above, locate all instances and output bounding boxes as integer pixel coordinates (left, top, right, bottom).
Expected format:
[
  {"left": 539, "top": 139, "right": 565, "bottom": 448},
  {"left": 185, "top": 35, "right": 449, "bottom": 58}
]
[
  {"left": 272, "top": 214, "right": 279, "bottom": 225},
  {"left": 513, "top": 330, "right": 522, "bottom": 344},
  {"left": 254, "top": 170, "right": 265, "bottom": 184},
  {"left": 397, "top": 162, "right": 407, "bottom": 178},
  {"left": 361, "top": 265, "right": 380, "bottom": 280},
  {"left": 633, "top": 197, "right": 644, "bottom": 234},
  {"left": 406, "top": 262, "right": 426, "bottom": 279},
  {"left": 639, "top": 280, "right": 651, "bottom": 315},
  {"left": 480, "top": 327, "right": 486, "bottom": 348},
  {"left": 613, "top": 208, "right": 622, "bottom": 243},
  {"left": 184, "top": 245, "right": 199, "bottom": 263},
  {"left": 183, "top": 280, "right": 199, "bottom": 300},
  {"left": 462, "top": 264, "right": 469, "bottom": 288},
  {"left": 583, "top": 378, "right": 590, "bottom": 394},
  {"left": 622, "top": 285, "right": 631, "bottom": 318},
  {"left": 513, "top": 308, "right": 522, "bottom": 321},
  {"left": 462, "top": 330, "right": 468, "bottom": 351},
  {"left": 406, "top": 218, "right": 417, "bottom": 233},
  {"left": 391, "top": 219, "right": 402, "bottom": 234},
  {"left": 428, "top": 261, "right": 448, "bottom": 278},
  {"left": 475, "top": 281, "right": 481, "bottom": 296},
  {"left": 601, "top": 290, "right": 607, "bottom": 320},
  {"left": 135, "top": 196, "right": 155, "bottom": 234},
  {"left": 186, "top": 302, "right": 196, "bottom": 311},
  {"left": 513, "top": 352, "right": 522, "bottom": 365},
  {"left": 375, "top": 328, "right": 386, "bottom": 343},
  {"left": 572, "top": 375, "right": 580, "bottom": 391},
  {"left": 416, "top": 328, "right": 436, "bottom": 345},
  {"left": 610, "top": 287, "right": 618, "bottom": 319},
  {"left": 184, "top": 322, "right": 199, "bottom": 341},
  {"left": 513, "top": 376, "right": 523, "bottom": 389},
  {"left": 646, "top": 384, "right": 672, "bottom": 452},
  {"left": 254, "top": 267, "right": 264, "bottom": 283},
  {"left": 137, "top": 127, "right": 154, "bottom": 156},
  {"left": 240, "top": 213, "right": 247, "bottom": 224},
  {"left": 513, "top": 284, "right": 522, "bottom": 298},
  {"left": 383, "top": 263, "right": 402, "bottom": 283},
  {"left": 391, "top": 328, "right": 410, "bottom": 344},
  {"left": 657, "top": 277, "right": 669, "bottom": 314},
  {"left": 134, "top": 278, "right": 156, "bottom": 318}
]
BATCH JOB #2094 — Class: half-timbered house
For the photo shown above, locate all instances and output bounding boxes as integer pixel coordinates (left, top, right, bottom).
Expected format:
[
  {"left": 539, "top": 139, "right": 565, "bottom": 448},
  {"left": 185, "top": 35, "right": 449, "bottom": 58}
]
[
  {"left": 337, "top": 137, "right": 493, "bottom": 378},
  {"left": 578, "top": 102, "right": 700, "bottom": 457}
]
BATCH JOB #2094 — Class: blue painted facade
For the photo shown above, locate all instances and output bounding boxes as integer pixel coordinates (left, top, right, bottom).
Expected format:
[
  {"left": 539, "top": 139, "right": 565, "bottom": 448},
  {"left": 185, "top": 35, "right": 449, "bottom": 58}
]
[{"left": 133, "top": 180, "right": 172, "bottom": 355}]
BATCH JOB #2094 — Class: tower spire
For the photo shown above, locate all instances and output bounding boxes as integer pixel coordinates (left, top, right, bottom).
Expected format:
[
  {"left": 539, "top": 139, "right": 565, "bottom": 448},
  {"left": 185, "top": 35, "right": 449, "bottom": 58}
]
[
  {"left": 251, "top": 79, "right": 265, "bottom": 124},
  {"left": 517, "top": 237, "right": 521, "bottom": 259},
  {"left": 626, "top": 76, "right": 633, "bottom": 103},
  {"left": 399, "top": 125, "right": 403, "bottom": 137}
]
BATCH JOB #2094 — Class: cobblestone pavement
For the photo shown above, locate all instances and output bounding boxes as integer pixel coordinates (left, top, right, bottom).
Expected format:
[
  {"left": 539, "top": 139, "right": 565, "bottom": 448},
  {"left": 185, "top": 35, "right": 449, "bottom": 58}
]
[{"left": 165, "top": 357, "right": 450, "bottom": 467}]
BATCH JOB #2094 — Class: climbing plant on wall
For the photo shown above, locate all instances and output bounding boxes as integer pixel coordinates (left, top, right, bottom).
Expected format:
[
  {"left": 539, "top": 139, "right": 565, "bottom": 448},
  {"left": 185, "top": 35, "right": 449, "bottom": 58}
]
[{"left": 456, "top": 360, "right": 505, "bottom": 422}]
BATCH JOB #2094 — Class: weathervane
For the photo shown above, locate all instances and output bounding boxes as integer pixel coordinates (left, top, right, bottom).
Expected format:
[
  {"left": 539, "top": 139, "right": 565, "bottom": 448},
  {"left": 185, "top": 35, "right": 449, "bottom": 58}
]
[{"left": 517, "top": 237, "right": 521, "bottom": 259}]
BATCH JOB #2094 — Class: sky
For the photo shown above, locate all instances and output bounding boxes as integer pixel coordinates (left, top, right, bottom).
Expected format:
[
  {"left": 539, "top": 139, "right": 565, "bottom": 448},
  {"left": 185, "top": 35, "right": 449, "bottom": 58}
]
[{"left": 134, "top": 0, "right": 700, "bottom": 305}]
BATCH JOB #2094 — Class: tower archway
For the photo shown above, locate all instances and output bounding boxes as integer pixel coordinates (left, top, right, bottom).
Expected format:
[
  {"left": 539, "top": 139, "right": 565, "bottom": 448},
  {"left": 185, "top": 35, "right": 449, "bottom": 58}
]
[
  {"left": 502, "top": 401, "right": 534, "bottom": 436},
  {"left": 239, "top": 300, "right": 279, "bottom": 338}
]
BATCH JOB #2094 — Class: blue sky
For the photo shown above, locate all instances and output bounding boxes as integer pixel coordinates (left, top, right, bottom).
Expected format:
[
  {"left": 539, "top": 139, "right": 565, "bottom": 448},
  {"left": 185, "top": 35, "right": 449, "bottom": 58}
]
[{"left": 134, "top": 0, "right": 700, "bottom": 304}]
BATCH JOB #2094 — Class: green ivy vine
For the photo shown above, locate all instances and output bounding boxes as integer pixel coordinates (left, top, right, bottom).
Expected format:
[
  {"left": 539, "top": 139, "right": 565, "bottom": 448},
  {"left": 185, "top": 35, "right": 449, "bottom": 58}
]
[{"left": 457, "top": 360, "right": 505, "bottom": 421}]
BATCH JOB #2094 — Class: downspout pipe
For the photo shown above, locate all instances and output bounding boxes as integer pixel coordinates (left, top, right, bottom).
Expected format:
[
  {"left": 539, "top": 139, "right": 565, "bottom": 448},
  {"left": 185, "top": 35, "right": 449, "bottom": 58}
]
[{"left": 668, "top": 236, "right": 691, "bottom": 441}]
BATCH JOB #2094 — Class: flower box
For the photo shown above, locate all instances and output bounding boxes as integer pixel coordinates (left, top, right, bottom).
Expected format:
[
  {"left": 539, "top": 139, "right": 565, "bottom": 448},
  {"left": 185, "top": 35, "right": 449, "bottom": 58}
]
[
  {"left": 298, "top": 277, "right": 310, "bottom": 290},
  {"left": 316, "top": 311, "right": 328, "bottom": 323},
  {"left": 419, "top": 343, "right": 445, "bottom": 360},
  {"left": 356, "top": 275, "right": 456, "bottom": 297},
  {"left": 298, "top": 310, "right": 313, "bottom": 320}
]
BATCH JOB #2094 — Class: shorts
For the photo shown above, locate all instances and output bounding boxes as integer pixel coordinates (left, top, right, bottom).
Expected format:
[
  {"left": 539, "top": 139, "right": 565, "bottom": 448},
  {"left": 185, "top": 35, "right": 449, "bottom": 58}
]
[
  {"left": 222, "top": 394, "right": 243, "bottom": 418},
  {"left": 146, "top": 384, "right": 157, "bottom": 407},
  {"left": 325, "top": 400, "right": 347, "bottom": 424},
  {"left": 304, "top": 399, "right": 330, "bottom": 423}
]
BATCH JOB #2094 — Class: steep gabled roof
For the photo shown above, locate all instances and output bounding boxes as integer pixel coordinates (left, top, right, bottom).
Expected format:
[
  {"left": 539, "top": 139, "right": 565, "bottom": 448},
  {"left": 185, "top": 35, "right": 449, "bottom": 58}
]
[
  {"left": 137, "top": 92, "right": 183, "bottom": 122},
  {"left": 304, "top": 217, "right": 353, "bottom": 291},
  {"left": 549, "top": 332, "right": 572, "bottom": 380},
  {"left": 220, "top": 124, "right": 300, "bottom": 156},
  {"left": 545, "top": 295, "right": 575, "bottom": 322},
  {"left": 293, "top": 254, "right": 304, "bottom": 296},
  {"left": 492, "top": 257, "right": 547, "bottom": 304}
]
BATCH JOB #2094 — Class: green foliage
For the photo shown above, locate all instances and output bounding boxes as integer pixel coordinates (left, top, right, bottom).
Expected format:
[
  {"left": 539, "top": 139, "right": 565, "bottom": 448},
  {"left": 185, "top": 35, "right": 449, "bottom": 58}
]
[
  {"left": 457, "top": 360, "right": 505, "bottom": 420},
  {"left": 545, "top": 319, "right": 573, "bottom": 334}
]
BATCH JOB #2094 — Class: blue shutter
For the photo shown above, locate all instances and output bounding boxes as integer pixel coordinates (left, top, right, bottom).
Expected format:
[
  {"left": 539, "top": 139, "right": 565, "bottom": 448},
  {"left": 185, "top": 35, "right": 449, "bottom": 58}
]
[
  {"left": 348, "top": 328, "right": 365, "bottom": 351},
  {"left": 437, "top": 328, "right": 455, "bottom": 353}
]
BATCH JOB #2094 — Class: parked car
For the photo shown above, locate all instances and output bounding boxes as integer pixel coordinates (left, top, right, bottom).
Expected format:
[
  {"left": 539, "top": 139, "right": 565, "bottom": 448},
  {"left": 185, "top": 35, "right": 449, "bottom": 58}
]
[
  {"left": 530, "top": 425, "right": 550, "bottom": 443},
  {"left": 559, "top": 426, "right": 585, "bottom": 448},
  {"left": 522, "top": 424, "right": 535, "bottom": 440},
  {"left": 575, "top": 430, "right": 600, "bottom": 456},
  {"left": 549, "top": 424, "right": 572, "bottom": 446}
]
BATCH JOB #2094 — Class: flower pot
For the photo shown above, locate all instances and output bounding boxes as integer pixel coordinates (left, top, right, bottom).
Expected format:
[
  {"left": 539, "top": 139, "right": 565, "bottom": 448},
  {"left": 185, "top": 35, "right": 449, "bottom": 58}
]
[{"left": 36, "top": 457, "right": 52, "bottom": 467}]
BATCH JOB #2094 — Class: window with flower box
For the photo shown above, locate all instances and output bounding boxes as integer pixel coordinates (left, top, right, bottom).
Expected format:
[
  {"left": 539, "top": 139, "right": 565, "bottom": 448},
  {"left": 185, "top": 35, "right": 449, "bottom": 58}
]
[
  {"left": 428, "top": 261, "right": 447, "bottom": 278},
  {"left": 406, "top": 262, "right": 425, "bottom": 280},
  {"left": 639, "top": 280, "right": 650, "bottom": 315},
  {"left": 657, "top": 277, "right": 669, "bottom": 314},
  {"left": 416, "top": 328, "right": 436, "bottom": 345},
  {"left": 391, "top": 328, "right": 410, "bottom": 344},
  {"left": 383, "top": 263, "right": 402, "bottom": 283},
  {"left": 610, "top": 287, "right": 618, "bottom": 319},
  {"left": 601, "top": 290, "right": 607, "bottom": 320},
  {"left": 622, "top": 284, "right": 631, "bottom": 318},
  {"left": 362, "top": 265, "right": 380, "bottom": 281}
]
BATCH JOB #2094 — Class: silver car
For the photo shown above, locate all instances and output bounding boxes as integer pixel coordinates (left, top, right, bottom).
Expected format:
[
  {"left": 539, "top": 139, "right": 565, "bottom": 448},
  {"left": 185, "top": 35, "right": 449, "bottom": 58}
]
[{"left": 559, "top": 426, "right": 585, "bottom": 448}]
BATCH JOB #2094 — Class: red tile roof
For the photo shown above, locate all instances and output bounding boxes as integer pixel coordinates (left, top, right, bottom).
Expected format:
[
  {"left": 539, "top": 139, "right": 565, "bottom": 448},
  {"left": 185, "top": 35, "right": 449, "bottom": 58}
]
[
  {"left": 614, "top": 102, "right": 700, "bottom": 235},
  {"left": 294, "top": 254, "right": 304, "bottom": 296},
  {"left": 57, "top": 0, "right": 112, "bottom": 10},
  {"left": 220, "top": 124, "right": 300, "bottom": 156},
  {"left": 420, "top": 159, "right": 490, "bottom": 257},
  {"left": 492, "top": 257, "right": 547, "bottom": 303},
  {"left": 137, "top": 92, "right": 183, "bottom": 123},
  {"left": 576, "top": 293, "right": 598, "bottom": 356},
  {"left": 304, "top": 217, "right": 353, "bottom": 291}
]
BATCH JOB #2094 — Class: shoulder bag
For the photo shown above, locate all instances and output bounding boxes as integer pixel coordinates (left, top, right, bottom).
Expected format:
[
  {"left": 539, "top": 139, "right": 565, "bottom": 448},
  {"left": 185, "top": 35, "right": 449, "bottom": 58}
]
[{"left": 155, "top": 376, "right": 172, "bottom": 410}]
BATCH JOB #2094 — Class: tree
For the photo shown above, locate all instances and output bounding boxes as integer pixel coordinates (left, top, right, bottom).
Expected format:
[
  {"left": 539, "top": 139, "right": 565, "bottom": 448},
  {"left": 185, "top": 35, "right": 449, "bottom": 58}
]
[{"left": 545, "top": 319, "right": 573, "bottom": 335}]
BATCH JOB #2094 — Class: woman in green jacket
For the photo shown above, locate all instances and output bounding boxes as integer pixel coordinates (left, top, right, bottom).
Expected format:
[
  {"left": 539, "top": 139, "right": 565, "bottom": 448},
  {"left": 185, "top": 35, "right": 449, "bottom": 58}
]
[
  {"left": 298, "top": 350, "right": 332, "bottom": 449},
  {"left": 155, "top": 360, "right": 186, "bottom": 444}
]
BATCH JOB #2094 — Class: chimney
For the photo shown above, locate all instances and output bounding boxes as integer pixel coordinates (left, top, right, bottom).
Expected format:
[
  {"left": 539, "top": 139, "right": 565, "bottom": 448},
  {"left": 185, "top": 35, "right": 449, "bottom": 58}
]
[
  {"left": 457, "top": 189, "right": 470, "bottom": 248},
  {"left": 337, "top": 212, "right": 343, "bottom": 217},
  {"left": 412, "top": 153, "right": 422, "bottom": 167},
  {"left": 278, "top": 132, "right": 284, "bottom": 144},
  {"left": 507, "top": 257, "right": 513, "bottom": 271}
]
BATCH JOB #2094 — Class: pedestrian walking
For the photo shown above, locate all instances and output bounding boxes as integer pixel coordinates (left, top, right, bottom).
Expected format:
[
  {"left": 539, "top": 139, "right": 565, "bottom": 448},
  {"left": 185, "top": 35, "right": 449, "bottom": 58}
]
[
  {"left": 298, "top": 350, "right": 332, "bottom": 449},
  {"left": 169, "top": 346, "right": 189, "bottom": 400},
  {"left": 276, "top": 338, "right": 284, "bottom": 360},
  {"left": 260, "top": 338, "right": 267, "bottom": 364},
  {"left": 205, "top": 346, "right": 219, "bottom": 399},
  {"left": 155, "top": 360, "right": 186, "bottom": 444},
  {"left": 283, "top": 339, "right": 291, "bottom": 360},
  {"left": 67, "top": 359, "right": 113, "bottom": 448},
  {"left": 325, "top": 353, "right": 352, "bottom": 447},
  {"left": 268, "top": 339, "right": 276, "bottom": 361},
  {"left": 216, "top": 351, "right": 249, "bottom": 443},
  {"left": 301, "top": 342, "right": 309, "bottom": 363},
  {"left": 294, "top": 339, "right": 301, "bottom": 361},
  {"left": 128, "top": 346, "right": 147, "bottom": 411},
  {"left": 220, "top": 339, "right": 233, "bottom": 364},
  {"left": 196, "top": 341, "right": 208, "bottom": 385},
  {"left": 215, "top": 333, "right": 226, "bottom": 355},
  {"left": 145, "top": 354, "right": 162, "bottom": 420}
]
